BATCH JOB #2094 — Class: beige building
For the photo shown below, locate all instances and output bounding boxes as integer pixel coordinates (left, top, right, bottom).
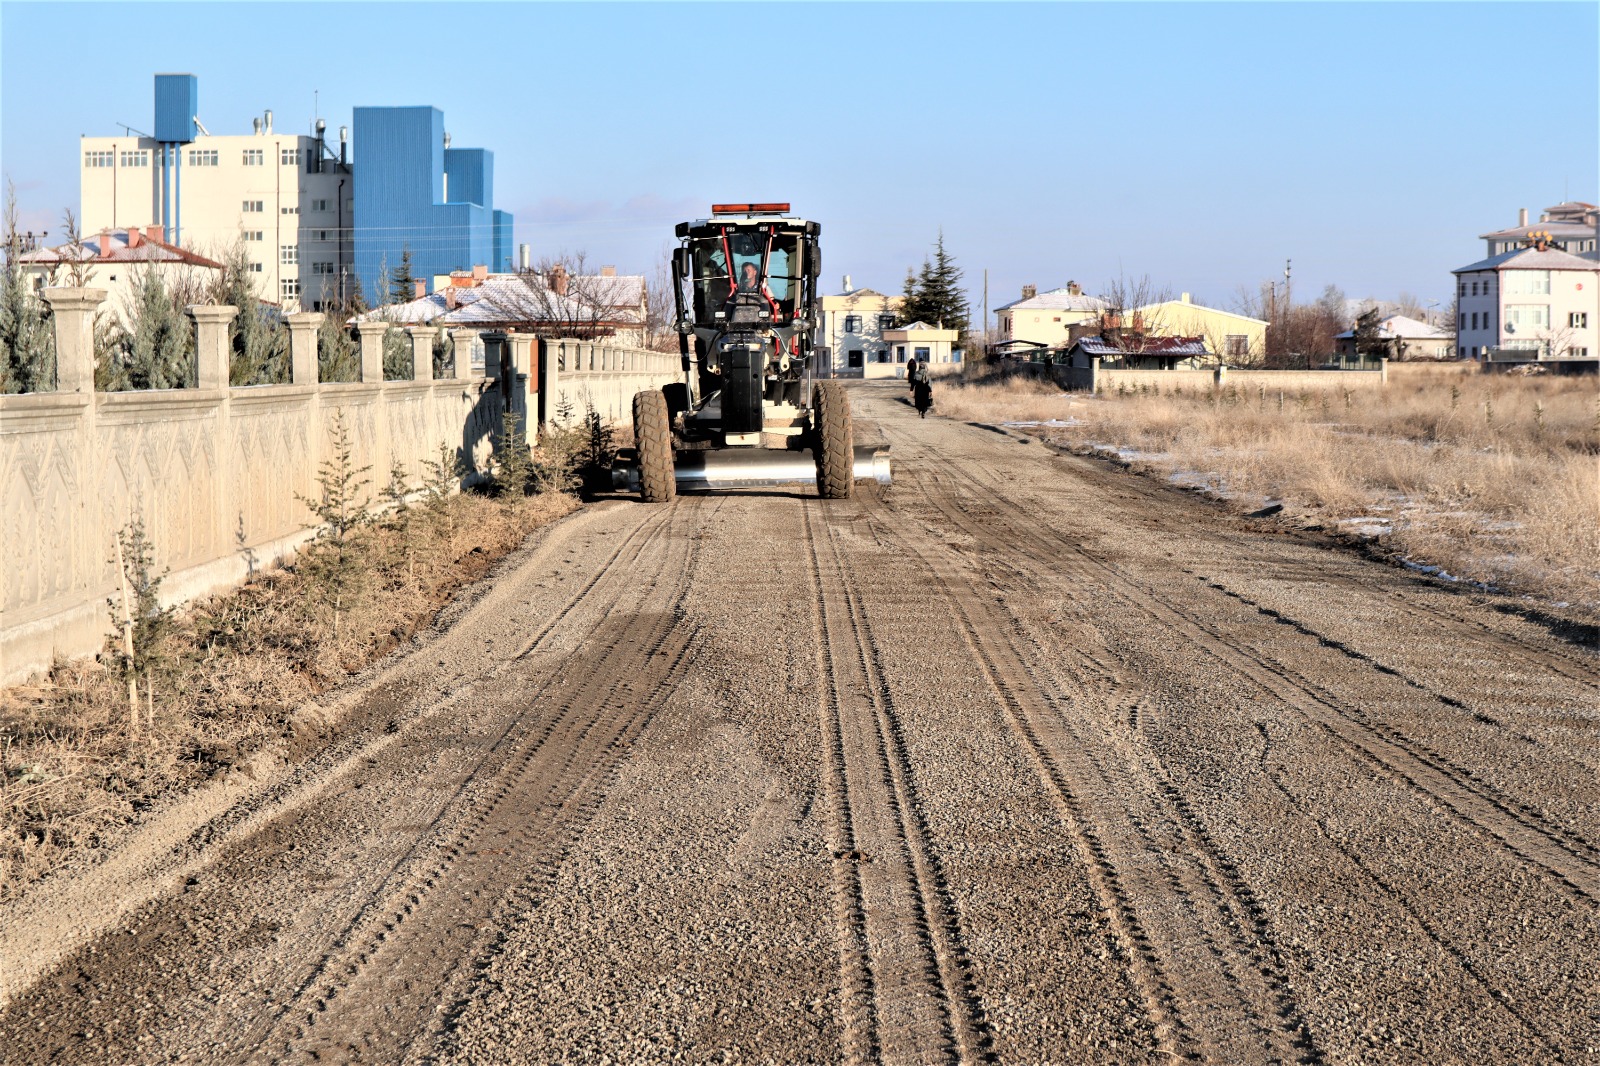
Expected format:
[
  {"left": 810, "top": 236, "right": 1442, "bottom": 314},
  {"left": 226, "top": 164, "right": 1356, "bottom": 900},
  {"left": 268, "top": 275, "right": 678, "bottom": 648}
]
[
  {"left": 80, "top": 114, "right": 353, "bottom": 312},
  {"left": 1453, "top": 241, "right": 1599, "bottom": 361},
  {"left": 1333, "top": 314, "right": 1455, "bottom": 361},
  {"left": 18, "top": 226, "right": 224, "bottom": 327},
  {"left": 880, "top": 322, "right": 960, "bottom": 378},
  {"left": 995, "top": 283, "right": 1106, "bottom": 346},
  {"left": 815, "top": 278, "right": 902, "bottom": 373},
  {"left": 1135, "top": 293, "right": 1268, "bottom": 362}
]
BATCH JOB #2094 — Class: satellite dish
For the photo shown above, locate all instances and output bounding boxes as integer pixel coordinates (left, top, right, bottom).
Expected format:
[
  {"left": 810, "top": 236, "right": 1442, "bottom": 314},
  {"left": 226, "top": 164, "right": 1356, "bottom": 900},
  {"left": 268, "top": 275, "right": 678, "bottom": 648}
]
[{"left": 1505, "top": 322, "right": 1516, "bottom": 334}]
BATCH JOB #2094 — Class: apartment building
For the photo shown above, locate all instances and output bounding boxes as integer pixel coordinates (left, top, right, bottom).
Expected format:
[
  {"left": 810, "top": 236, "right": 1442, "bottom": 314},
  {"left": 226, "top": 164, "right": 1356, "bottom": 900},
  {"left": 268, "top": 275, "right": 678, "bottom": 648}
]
[
  {"left": 1453, "top": 240, "right": 1599, "bottom": 360},
  {"left": 79, "top": 75, "right": 353, "bottom": 312},
  {"left": 1479, "top": 202, "right": 1600, "bottom": 258}
]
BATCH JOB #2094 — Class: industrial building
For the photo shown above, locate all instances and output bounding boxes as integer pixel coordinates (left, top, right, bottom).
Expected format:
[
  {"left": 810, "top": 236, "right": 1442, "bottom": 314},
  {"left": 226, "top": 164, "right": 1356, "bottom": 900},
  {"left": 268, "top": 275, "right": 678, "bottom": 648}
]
[
  {"left": 77, "top": 76, "right": 513, "bottom": 313},
  {"left": 350, "top": 106, "right": 513, "bottom": 306}
]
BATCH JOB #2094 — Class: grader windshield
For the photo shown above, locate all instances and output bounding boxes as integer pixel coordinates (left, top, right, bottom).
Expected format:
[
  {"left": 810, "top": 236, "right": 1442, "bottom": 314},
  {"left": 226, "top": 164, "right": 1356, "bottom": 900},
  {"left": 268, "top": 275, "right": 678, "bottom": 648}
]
[{"left": 687, "top": 227, "right": 803, "bottom": 325}]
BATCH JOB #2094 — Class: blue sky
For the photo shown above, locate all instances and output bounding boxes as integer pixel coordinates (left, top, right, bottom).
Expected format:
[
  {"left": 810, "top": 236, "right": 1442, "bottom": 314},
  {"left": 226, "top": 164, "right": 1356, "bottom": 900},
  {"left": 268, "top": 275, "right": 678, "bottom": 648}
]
[{"left": 3, "top": 1, "right": 1596, "bottom": 320}]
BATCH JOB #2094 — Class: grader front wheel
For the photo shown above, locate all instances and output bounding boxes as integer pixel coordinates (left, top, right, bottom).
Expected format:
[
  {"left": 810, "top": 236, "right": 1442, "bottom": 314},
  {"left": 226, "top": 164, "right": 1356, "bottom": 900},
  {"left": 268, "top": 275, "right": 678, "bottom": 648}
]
[
  {"left": 813, "top": 381, "right": 854, "bottom": 500},
  {"left": 633, "top": 389, "right": 676, "bottom": 503}
]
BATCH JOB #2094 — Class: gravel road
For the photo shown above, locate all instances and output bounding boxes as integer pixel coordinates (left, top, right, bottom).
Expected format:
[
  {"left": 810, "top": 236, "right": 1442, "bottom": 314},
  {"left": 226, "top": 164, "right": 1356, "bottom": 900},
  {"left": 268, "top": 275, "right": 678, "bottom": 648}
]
[{"left": 2, "top": 380, "right": 1595, "bottom": 1065}]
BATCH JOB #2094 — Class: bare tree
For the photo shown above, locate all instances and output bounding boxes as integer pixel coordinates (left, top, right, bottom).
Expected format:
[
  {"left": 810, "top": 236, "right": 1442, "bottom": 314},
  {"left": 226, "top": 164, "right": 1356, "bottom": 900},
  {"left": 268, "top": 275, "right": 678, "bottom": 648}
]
[
  {"left": 1096, "top": 273, "right": 1173, "bottom": 354},
  {"left": 481, "top": 251, "right": 647, "bottom": 342}
]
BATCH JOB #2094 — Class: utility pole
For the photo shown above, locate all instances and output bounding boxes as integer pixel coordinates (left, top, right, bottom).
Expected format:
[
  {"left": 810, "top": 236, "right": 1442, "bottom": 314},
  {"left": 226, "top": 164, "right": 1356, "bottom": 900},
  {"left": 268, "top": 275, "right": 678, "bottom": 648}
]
[{"left": 982, "top": 268, "right": 988, "bottom": 356}]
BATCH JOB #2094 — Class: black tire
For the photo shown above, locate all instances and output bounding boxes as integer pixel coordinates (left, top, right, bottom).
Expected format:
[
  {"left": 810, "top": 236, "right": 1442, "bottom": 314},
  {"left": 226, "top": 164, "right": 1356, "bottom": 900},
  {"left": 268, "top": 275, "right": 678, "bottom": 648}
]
[
  {"left": 633, "top": 389, "right": 676, "bottom": 503},
  {"left": 813, "top": 381, "right": 854, "bottom": 499}
]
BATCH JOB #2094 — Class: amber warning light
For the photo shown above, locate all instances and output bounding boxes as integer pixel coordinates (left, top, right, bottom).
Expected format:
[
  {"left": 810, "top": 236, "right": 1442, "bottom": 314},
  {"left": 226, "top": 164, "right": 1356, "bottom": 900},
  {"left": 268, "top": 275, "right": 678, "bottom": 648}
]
[{"left": 711, "top": 203, "right": 790, "bottom": 215}]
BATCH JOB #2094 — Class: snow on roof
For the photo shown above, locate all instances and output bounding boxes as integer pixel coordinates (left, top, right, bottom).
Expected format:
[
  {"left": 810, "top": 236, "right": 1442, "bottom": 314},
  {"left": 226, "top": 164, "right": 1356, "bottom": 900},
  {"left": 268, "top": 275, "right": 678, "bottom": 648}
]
[
  {"left": 355, "top": 272, "right": 644, "bottom": 328},
  {"left": 1453, "top": 245, "right": 1600, "bottom": 274},
  {"left": 994, "top": 288, "right": 1109, "bottom": 313},
  {"left": 1071, "top": 335, "right": 1208, "bottom": 357},
  {"left": 19, "top": 229, "right": 224, "bottom": 270},
  {"left": 1335, "top": 314, "right": 1452, "bottom": 341}
]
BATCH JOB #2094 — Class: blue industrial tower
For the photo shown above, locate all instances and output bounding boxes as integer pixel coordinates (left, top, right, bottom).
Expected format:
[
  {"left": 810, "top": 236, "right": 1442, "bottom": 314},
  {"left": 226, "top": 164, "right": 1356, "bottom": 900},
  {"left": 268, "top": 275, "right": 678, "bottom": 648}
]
[{"left": 351, "top": 106, "right": 514, "bottom": 303}]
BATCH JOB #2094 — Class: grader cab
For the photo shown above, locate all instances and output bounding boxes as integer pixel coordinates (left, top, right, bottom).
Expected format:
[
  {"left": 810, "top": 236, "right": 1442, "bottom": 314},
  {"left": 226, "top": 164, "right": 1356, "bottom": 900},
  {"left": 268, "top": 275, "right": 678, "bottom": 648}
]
[{"left": 619, "top": 204, "right": 889, "bottom": 502}]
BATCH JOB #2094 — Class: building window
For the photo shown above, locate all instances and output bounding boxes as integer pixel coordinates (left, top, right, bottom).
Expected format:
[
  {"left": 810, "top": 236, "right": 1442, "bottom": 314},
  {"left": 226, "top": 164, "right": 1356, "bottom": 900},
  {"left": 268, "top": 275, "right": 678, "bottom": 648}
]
[
  {"left": 311, "top": 199, "right": 330, "bottom": 212},
  {"left": 1458, "top": 313, "right": 1465, "bottom": 331},
  {"left": 843, "top": 315, "right": 861, "bottom": 332},
  {"left": 1568, "top": 347, "right": 1589, "bottom": 357},
  {"left": 244, "top": 231, "right": 263, "bottom": 242},
  {"left": 281, "top": 148, "right": 300, "bottom": 166},
  {"left": 1571, "top": 312, "right": 1589, "bottom": 329},
  {"left": 119, "top": 151, "right": 148, "bottom": 167},
  {"left": 188, "top": 149, "right": 218, "bottom": 166},
  {"left": 282, "top": 279, "right": 300, "bottom": 298},
  {"left": 281, "top": 206, "right": 298, "bottom": 215},
  {"left": 1504, "top": 305, "right": 1549, "bottom": 332},
  {"left": 878, "top": 315, "right": 895, "bottom": 329},
  {"left": 242, "top": 149, "right": 263, "bottom": 166},
  {"left": 316, "top": 230, "right": 332, "bottom": 242},
  {"left": 312, "top": 261, "right": 335, "bottom": 276},
  {"left": 281, "top": 245, "right": 298, "bottom": 265},
  {"left": 1226, "top": 335, "right": 1248, "bottom": 357},
  {"left": 1503, "top": 270, "right": 1551, "bottom": 295},
  {"left": 1470, "top": 281, "right": 1478, "bottom": 296},
  {"left": 847, "top": 349, "right": 864, "bottom": 367},
  {"left": 1470, "top": 312, "right": 1478, "bottom": 330},
  {"left": 914, "top": 346, "right": 930, "bottom": 361},
  {"left": 247, "top": 262, "right": 263, "bottom": 273},
  {"left": 243, "top": 200, "right": 264, "bottom": 213},
  {"left": 896, "top": 346, "right": 906, "bottom": 361},
  {"left": 84, "top": 150, "right": 114, "bottom": 168}
]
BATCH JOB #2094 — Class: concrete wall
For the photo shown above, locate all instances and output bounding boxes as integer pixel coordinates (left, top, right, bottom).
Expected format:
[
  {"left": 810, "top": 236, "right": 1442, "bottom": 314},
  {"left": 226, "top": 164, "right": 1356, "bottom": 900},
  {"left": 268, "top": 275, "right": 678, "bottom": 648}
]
[
  {"left": 1003, "top": 358, "right": 1388, "bottom": 394},
  {"left": 538, "top": 338, "right": 683, "bottom": 426},
  {"left": 1, "top": 288, "right": 674, "bottom": 685}
]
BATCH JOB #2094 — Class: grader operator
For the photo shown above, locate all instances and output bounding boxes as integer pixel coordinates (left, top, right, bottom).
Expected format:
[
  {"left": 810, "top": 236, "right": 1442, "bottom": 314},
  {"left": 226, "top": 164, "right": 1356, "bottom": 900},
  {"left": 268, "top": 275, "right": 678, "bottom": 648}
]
[{"left": 619, "top": 203, "right": 890, "bottom": 502}]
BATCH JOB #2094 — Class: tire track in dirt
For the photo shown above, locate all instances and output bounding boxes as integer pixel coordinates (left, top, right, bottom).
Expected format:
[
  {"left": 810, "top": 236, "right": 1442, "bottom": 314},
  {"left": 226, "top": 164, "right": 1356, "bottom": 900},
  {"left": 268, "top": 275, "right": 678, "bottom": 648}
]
[
  {"left": 874, "top": 462, "right": 1319, "bottom": 1065},
  {"left": 252, "top": 504, "right": 707, "bottom": 1063},
  {"left": 802, "top": 499, "right": 991, "bottom": 1065},
  {"left": 921, "top": 446, "right": 1599, "bottom": 909},
  {"left": 878, "top": 420, "right": 1591, "bottom": 1057},
  {"left": 0, "top": 504, "right": 696, "bottom": 1064}
]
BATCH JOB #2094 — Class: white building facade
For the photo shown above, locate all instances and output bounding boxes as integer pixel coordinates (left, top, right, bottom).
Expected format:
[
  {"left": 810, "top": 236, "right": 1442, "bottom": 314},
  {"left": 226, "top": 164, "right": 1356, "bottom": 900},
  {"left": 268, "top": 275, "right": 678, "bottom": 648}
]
[
  {"left": 814, "top": 279, "right": 902, "bottom": 373},
  {"left": 1452, "top": 244, "right": 1598, "bottom": 361},
  {"left": 80, "top": 113, "right": 353, "bottom": 312}
]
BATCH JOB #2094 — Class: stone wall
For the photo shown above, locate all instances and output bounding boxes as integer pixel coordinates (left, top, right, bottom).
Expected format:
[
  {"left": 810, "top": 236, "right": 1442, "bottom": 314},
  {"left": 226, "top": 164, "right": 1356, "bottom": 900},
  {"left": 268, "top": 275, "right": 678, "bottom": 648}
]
[
  {"left": 1009, "top": 358, "right": 1389, "bottom": 395},
  {"left": 1, "top": 289, "right": 676, "bottom": 685}
]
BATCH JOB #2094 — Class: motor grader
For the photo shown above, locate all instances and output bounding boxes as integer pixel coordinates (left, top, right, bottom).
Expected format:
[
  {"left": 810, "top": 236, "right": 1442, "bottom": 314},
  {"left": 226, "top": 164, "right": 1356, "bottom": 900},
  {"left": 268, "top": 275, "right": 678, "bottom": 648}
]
[{"left": 618, "top": 204, "right": 889, "bottom": 501}]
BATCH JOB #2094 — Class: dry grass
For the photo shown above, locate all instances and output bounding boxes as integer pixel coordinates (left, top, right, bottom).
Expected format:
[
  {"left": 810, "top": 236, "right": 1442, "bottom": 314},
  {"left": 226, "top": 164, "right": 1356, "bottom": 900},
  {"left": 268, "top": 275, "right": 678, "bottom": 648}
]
[
  {"left": 938, "top": 364, "right": 1600, "bottom": 613},
  {"left": 0, "top": 488, "right": 577, "bottom": 898}
]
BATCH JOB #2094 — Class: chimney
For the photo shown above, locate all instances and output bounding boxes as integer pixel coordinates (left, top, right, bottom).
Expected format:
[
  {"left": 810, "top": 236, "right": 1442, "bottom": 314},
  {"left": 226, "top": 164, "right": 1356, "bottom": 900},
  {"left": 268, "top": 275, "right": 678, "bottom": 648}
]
[
  {"left": 414, "top": 279, "right": 426, "bottom": 300},
  {"left": 1067, "top": 281, "right": 1081, "bottom": 296},
  {"left": 99, "top": 228, "right": 114, "bottom": 258},
  {"left": 125, "top": 227, "right": 141, "bottom": 249},
  {"left": 1180, "top": 292, "right": 1191, "bottom": 304},
  {"left": 264, "top": 109, "right": 273, "bottom": 134},
  {"left": 445, "top": 289, "right": 459, "bottom": 310},
  {"left": 550, "top": 264, "right": 569, "bottom": 296},
  {"left": 473, "top": 263, "right": 488, "bottom": 281},
  {"left": 1518, "top": 207, "right": 1528, "bottom": 228},
  {"left": 843, "top": 274, "right": 853, "bottom": 293},
  {"left": 518, "top": 243, "right": 529, "bottom": 271},
  {"left": 601, "top": 265, "right": 616, "bottom": 277},
  {"left": 1022, "top": 284, "right": 1037, "bottom": 300},
  {"left": 145, "top": 225, "right": 164, "bottom": 244}
]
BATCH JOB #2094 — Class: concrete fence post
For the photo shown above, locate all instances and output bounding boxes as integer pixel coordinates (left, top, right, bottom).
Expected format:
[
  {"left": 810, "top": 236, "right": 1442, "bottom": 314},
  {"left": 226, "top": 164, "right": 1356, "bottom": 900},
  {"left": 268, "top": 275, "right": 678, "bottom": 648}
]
[
  {"left": 189, "top": 305, "right": 239, "bottom": 390},
  {"left": 451, "top": 330, "right": 477, "bottom": 381},
  {"left": 287, "top": 312, "right": 325, "bottom": 385},
  {"left": 355, "top": 321, "right": 388, "bottom": 383},
  {"left": 541, "top": 338, "right": 562, "bottom": 425},
  {"left": 1214, "top": 363, "right": 1228, "bottom": 389},
  {"left": 406, "top": 325, "right": 438, "bottom": 383},
  {"left": 505, "top": 333, "right": 537, "bottom": 437},
  {"left": 1379, "top": 357, "right": 1389, "bottom": 385},
  {"left": 41, "top": 288, "right": 106, "bottom": 393}
]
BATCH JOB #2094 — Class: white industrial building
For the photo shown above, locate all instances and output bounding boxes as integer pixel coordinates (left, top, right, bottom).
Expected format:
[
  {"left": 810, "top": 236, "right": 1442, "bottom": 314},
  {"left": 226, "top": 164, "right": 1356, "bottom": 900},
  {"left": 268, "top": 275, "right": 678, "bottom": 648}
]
[{"left": 79, "top": 76, "right": 353, "bottom": 312}]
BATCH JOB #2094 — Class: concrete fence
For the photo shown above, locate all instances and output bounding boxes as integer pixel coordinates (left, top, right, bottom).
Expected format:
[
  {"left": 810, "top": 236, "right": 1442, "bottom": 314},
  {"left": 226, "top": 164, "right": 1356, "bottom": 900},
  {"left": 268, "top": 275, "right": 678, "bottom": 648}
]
[
  {"left": 1, "top": 288, "right": 676, "bottom": 685},
  {"left": 1004, "top": 357, "right": 1388, "bottom": 394},
  {"left": 537, "top": 338, "right": 682, "bottom": 425}
]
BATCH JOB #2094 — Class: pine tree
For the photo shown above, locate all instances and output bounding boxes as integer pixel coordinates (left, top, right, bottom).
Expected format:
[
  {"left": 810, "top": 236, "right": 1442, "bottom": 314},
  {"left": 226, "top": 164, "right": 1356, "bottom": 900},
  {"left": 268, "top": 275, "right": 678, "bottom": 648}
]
[
  {"left": 899, "top": 232, "right": 971, "bottom": 345},
  {"left": 389, "top": 246, "right": 417, "bottom": 305},
  {"left": 1, "top": 188, "right": 57, "bottom": 393},
  {"left": 125, "top": 267, "right": 196, "bottom": 389},
  {"left": 211, "top": 241, "right": 288, "bottom": 385}
]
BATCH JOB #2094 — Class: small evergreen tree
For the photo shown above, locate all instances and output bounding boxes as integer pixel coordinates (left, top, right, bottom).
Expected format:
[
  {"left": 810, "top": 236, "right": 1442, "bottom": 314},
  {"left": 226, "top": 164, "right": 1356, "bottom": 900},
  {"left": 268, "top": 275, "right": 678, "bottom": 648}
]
[
  {"left": 389, "top": 247, "right": 417, "bottom": 305},
  {"left": 295, "top": 410, "right": 372, "bottom": 641},
  {"left": 1, "top": 185, "right": 57, "bottom": 393},
  {"left": 211, "top": 240, "right": 289, "bottom": 385},
  {"left": 124, "top": 266, "right": 196, "bottom": 389},
  {"left": 107, "top": 515, "right": 179, "bottom": 728}
]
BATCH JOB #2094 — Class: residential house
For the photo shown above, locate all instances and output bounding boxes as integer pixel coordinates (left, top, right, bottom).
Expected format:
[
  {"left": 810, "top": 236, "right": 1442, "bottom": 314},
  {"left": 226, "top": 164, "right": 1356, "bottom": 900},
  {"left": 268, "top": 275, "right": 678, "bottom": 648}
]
[
  {"left": 1066, "top": 334, "right": 1209, "bottom": 370},
  {"left": 815, "top": 277, "right": 902, "bottom": 374},
  {"left": 1452, "top": 239, "right": 1599, "bottom": 362},
  {"left": 19, "top": 226, "right": 225, "bottom": 327},
  {"left": 1478, "top": 202, "right": 1600, "bottom": 258},
  {"left": 994, "top": 282, "right": 1107, "bottom": 347},
  {"left": 357, "top": 266, "right": 648, "bottom": 347},
  {"left": 1334, "top": 314, "right": 1455, "bottom": 361},
  {"left": 1132, "top": 293, "right": 1267, "bottom": 363},
  {"left": 880, "top": 322, "right": 960, "bottom": 378}
]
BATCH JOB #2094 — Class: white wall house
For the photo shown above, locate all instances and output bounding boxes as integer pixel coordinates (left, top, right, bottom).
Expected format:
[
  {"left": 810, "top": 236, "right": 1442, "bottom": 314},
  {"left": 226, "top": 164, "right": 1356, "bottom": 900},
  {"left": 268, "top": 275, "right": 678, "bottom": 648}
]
[
  {"left": 1478, "top": 202, "right": 1600, "bottom": 258},
  {"left": 18, "top": 227, "right": 225, "bottom": 327},
  {"left": 1452, "top": 243, "right": 1599, "bottom": 361},
  {"left": 80, "top": 114, "right": 353, "bottom": 312},
  {"left": 815, "top": 278, "right": 902, "bottom": 373}
]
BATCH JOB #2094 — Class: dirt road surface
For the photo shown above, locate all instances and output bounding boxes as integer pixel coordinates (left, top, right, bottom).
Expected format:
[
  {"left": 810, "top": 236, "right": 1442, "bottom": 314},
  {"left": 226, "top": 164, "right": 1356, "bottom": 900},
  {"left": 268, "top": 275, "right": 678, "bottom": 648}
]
[{"left": 2, "top": 380, "right": 1595, "bottom": 1065}]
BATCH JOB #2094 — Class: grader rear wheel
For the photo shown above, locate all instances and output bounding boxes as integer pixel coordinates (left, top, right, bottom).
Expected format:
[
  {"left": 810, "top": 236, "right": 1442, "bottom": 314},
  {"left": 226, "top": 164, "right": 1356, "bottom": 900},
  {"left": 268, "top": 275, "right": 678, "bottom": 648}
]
[
  {"left": 813, "top": 381, "right": 854, "bottom": 500},
  {"left": 633, "top": 389, "right": 676, "bottom": 503}
]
